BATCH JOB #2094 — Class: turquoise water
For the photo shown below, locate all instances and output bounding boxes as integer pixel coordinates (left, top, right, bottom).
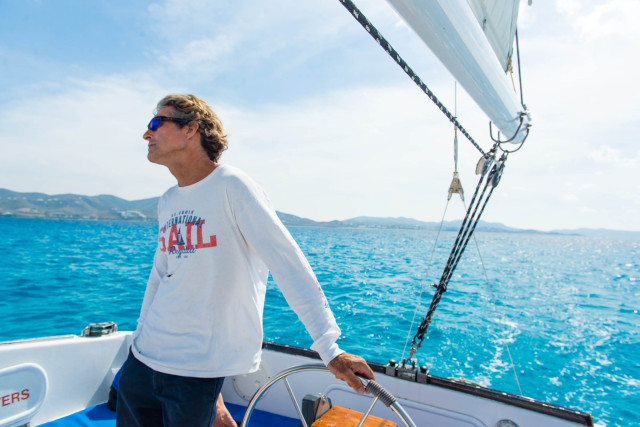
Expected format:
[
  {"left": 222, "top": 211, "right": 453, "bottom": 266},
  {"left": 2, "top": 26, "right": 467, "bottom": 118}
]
[{"left": 1, "top": 217, "right": 638, "bottom": 426}]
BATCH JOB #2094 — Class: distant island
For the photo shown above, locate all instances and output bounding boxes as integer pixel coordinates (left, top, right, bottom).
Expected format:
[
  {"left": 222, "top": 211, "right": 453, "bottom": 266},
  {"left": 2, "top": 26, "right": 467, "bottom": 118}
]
[{"left": 1, "top": 188, "right": 637, "bottom": 238}]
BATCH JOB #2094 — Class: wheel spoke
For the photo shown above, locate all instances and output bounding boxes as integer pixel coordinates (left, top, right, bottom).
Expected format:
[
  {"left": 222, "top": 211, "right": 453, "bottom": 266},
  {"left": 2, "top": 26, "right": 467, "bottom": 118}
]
[
  {"left": 240, "top": 363, "right": 416, "bottom": 427},
  {"left": 357, "top": 395, "right": 379, "bottom": 427},
  {"left": 283, "top": 377, "right": 308, "bottom": 427}
]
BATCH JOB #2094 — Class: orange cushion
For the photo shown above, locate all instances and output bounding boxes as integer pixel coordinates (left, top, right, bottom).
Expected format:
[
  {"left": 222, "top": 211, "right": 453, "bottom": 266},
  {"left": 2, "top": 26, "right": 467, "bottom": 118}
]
[{"left": 311, "top": 405, "right": 397, "bottom": 427}]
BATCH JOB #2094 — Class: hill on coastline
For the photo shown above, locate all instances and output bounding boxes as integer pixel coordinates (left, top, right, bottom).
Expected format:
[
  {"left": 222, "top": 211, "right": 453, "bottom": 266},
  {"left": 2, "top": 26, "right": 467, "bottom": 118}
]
[
  {"left": 0, "top": 188, "right": 519, "bottom": 231},
  {"left": 0, "top": 188, "right": 157, "bottom": 221},
  {"left": 1, "top": 188, "right": 637, "bottom": 237}
]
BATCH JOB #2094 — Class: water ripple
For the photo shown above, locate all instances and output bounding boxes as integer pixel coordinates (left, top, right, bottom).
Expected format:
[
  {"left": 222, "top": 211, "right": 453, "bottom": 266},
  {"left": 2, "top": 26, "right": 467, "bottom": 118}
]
[{"left": 1, "top": 218, "right": 638, "bottom": 425}]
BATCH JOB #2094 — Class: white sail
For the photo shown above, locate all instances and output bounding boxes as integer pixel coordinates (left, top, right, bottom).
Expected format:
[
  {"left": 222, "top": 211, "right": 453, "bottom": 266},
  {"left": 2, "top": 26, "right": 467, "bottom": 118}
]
[
  {"left": 468, "top": 0, "right": 521, "bottom": 72},
  {"left": 386, "top": 0, "right": 530, "bottom": 143}
]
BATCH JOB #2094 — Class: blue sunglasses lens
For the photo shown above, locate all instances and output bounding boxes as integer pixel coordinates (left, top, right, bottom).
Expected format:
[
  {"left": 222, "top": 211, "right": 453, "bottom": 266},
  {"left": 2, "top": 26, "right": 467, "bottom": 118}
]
[{"left": 148, "top": 117, "right": 163, "bottom": 131}]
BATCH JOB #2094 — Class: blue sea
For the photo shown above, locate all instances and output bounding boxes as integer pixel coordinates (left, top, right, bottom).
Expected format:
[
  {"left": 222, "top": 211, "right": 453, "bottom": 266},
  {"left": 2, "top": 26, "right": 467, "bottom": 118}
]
[{"left": 1, "top": 217, "right": 638, "bottom": 426}]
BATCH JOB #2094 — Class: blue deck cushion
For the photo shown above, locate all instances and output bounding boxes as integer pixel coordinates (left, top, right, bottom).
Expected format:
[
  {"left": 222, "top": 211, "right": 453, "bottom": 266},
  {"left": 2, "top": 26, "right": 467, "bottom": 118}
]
[
  {"left": 226, "top": 402, "right": 300, "bottom": 427},
  {"left": 41, "top": 404, "right": 116, "bottom": 426},
  {"left": 40, "top": 402, "right": 299, "bottom": 426}
]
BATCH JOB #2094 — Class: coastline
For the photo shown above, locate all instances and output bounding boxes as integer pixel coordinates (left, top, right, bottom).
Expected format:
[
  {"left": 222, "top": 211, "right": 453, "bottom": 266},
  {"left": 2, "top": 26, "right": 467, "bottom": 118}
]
[{"left": 2, "top": 188, "right": 639, "bottom": 238}]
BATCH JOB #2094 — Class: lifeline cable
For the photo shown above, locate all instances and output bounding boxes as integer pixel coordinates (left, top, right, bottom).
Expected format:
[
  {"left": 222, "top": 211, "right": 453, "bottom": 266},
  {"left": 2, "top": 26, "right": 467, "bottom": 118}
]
[{"left": 338, "top": 0, "right": 486, "bottom": 157}]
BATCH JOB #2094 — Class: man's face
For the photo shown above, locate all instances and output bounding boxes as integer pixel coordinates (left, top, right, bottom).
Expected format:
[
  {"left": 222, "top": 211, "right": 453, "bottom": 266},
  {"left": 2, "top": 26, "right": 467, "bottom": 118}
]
[{"left": 143, "top": 106, "right": 190, "bottom": 166}]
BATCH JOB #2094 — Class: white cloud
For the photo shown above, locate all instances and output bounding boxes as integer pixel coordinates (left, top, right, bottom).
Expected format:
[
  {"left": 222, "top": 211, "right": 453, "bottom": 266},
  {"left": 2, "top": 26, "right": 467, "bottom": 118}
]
[
  {"left": 555, "top": 0, "right": 582, "bottom": 18},
  {"left": 588, "top": 145, "right": 639, "bottom": 167},
  {"left": 221, "top": 83, "right": 467, "bottom": 222},
  {"left": 1, "top": 0, "right": 639, "bottom": 231},
  {"left": 557, "top": 0, "right": 640, "bottom": 42},
  {"left": 0, "top": 75, "right": 176, "bottom": 200},
  {"left": 159, "top": 34, "right": 240, "bottom": 74}
]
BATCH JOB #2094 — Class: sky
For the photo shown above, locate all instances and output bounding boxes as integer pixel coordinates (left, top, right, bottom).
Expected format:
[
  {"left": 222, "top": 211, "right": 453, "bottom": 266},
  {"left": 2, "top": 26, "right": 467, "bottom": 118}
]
[{"left": 1, "top": 0, "right": 638, "bottom": 232}]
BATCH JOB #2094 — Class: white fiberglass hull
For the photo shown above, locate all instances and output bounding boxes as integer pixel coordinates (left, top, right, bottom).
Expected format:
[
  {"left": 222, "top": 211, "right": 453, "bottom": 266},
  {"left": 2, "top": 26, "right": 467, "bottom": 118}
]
[{"left": 0, "top": 330, "right": 593, "bottom": 427}]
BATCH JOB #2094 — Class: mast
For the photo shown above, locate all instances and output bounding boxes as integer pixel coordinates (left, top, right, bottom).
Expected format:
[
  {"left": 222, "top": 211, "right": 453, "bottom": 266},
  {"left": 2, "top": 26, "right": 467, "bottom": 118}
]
[{"left": 386, "top": 0, "right": 530, "bottom": 143}]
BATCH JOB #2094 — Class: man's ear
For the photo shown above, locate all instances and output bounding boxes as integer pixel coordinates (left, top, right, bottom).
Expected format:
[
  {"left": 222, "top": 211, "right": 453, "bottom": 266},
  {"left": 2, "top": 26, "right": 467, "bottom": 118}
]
[{"left": 185, "top": 121, "right": 200, "bottom": 139}]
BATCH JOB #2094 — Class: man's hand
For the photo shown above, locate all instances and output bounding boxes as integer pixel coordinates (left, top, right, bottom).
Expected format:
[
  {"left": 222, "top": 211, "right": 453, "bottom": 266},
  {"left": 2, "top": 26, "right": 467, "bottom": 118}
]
[
  {"left": 327, "top": 352, "right": 375, "bottom": 395},
  {"left": 213, "top": 394, "right": 236, "bottom": 427}
]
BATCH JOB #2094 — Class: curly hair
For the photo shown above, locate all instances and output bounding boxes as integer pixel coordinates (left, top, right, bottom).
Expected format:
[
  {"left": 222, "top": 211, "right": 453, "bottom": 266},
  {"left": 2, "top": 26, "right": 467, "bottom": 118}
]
[{"left": 156, "top": 94, "right": 228, "bottom": 162}]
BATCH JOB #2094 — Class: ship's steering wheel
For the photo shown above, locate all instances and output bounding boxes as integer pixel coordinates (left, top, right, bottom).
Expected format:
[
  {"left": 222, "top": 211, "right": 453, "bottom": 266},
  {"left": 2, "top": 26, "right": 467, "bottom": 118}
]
[{"left": 240, "top": 363, "right": 417, "bottom": 427}]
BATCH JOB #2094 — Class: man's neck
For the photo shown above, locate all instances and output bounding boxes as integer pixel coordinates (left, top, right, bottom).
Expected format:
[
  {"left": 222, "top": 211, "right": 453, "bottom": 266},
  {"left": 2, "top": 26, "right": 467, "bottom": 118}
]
[{"left": 171, "top": 159, "right": 219, "bottom": 187}]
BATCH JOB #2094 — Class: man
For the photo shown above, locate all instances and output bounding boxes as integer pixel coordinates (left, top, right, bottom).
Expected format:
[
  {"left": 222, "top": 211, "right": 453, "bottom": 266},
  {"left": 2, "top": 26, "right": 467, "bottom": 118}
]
[{"left": 116, "top": 94, "right": 374, "bottom": 426}]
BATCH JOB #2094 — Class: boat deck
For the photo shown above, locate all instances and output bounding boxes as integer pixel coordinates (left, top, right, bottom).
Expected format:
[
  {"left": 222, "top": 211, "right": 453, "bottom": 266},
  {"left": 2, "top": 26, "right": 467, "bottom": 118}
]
[
  {"left": 39, "top": 402, "right": 298, "bottom": 427},
  {"left": 1, "top": 332, "right": 594, "bottom": 427}
]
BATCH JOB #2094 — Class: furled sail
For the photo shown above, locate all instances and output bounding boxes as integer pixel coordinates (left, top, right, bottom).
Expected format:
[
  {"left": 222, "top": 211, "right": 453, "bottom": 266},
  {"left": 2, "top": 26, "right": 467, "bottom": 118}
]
[
  {"left": 386, "top": 0, "right": 530, "bottom": 143},
  {"left": 467, "top": 0, "right": 521, "bottom": 72}
]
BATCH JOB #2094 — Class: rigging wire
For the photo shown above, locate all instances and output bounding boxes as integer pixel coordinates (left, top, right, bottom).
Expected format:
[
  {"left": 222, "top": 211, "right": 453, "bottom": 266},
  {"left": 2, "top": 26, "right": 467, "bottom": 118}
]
[
  {"left": 489, "top": 112, "right": 529, "bottom": 146},
  {"left": 408, "top": 148, "right": 505, "bottom": 360},
  {"left": 403, "top": 80, "right": 465, "bottom": 362},
  {"left": 495, "top": 28, "right": 530, "bottom": 155},
  {"left": 448, "top": 82, "right": 464, "bottom": 202},
  {"left": 469, "top": 231, "right": 524, "bottom": 396},
  {"left": 337, "top": 0, "right": 528, "bottom": 392},
  {"left": 400, "top": 199, "right": 451, "bottom": 364},
  {"left": 515, "top": 29, "right": 526, "bottom": 109},
  {"left": 490, "top": 27, "right": 531, "bottom": 149},
  {"left": 401, "top": 150, "right": 524, "bottom": 396},
  {"left": 490, "top": 19, "right": 532, "bottom": 150}
]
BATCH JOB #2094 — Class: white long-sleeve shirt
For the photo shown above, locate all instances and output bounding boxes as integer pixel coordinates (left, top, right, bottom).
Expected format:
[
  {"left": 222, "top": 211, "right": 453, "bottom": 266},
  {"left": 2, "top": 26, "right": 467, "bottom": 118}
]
[{"left": 131, "top": 164, "right": 342, "bottom": 378}]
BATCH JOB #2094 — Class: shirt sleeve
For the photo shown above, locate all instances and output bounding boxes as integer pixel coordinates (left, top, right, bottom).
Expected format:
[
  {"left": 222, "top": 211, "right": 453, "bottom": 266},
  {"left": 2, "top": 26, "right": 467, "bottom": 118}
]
[{"left": 229, "top": 175, "right": 344, "bottom": 365}]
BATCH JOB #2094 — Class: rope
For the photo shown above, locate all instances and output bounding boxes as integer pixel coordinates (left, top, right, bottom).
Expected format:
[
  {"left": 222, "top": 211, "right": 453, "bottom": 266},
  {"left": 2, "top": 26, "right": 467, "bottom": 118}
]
[
  {"left": 338, "top": 0, "right": 486, "bottom": 157},
  {"left": 338, "top": 1, "right": 524, "bottom": 384},
  {"left": 507, "top": 58, "right": 517, "bottom": 92},
  {"left": 401, "top": 153, "right": 523, "bottom": 395},
  {"left": 400, "top": 198, "right": 451, "bottom": 363},
  {"left": 408, "top": 149, "right": 506, "bottom": 358}
]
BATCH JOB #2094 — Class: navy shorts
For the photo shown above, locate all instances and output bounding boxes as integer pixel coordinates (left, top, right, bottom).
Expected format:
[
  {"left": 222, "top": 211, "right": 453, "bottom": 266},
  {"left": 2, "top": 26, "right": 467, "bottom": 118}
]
[{"left": 116, "top": 351, "right": 224, "bottom": 427}]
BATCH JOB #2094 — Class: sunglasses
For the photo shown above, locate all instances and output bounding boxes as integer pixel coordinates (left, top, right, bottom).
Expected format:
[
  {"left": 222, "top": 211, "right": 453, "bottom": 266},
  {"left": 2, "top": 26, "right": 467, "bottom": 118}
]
[{"left": 147, "top": 116, "right": 191, "bottom": 131}]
